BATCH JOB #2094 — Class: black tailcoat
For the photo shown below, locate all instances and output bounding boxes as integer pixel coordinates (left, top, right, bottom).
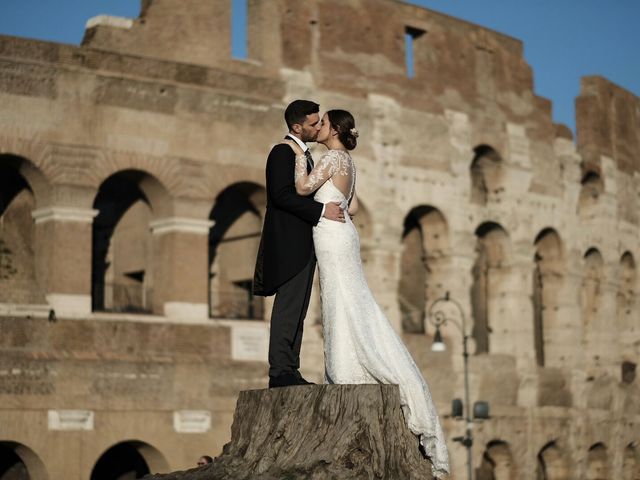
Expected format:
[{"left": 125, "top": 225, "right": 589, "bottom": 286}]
[{"left": 253, "top": 143, "right": 323, "bottom": 296}]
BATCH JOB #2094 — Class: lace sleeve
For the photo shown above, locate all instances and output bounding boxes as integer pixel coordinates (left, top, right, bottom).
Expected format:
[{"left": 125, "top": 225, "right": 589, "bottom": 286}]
[{"left": 294, "top": 151, "right": 338, "bottom": 196}]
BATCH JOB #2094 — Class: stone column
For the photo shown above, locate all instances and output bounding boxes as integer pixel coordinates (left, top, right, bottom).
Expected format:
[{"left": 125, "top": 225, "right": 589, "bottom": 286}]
[
  {"left": 541, "top": 267, "right": 579, "bottom": 370},
  {"left": 489, "top": 250, "right": 537, "bottom": 407},
  {"left": 585, "top": 264, "right": 619, "bottom": 376},
  {"left": 31, "top": 206, "right": 98, "bottom": 317},
  {"left": 560, "top": 255, "right": 587, "bottom": 372},
  {"left": 436, "top": 253, "right": 476, "bottom": 394},
  {"left": 149, "top": 217, "right": 213, "bottom": 321},
  {"left": 432, "top": 253, "right": 475, "bottom": 352},
  {"left": 505, "top": 255, "right": 537, "bottom": 369}
]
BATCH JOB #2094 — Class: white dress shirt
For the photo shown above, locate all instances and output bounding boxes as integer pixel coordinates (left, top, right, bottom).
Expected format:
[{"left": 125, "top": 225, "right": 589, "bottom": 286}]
[{"left": 285, "top": 133, "right": 308, "bottom": 154}]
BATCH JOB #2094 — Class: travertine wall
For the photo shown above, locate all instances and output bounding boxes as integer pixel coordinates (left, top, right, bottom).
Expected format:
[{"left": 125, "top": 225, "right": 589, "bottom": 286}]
[{"left": 0, "top": 0, "right": 639, "bottom": 478}]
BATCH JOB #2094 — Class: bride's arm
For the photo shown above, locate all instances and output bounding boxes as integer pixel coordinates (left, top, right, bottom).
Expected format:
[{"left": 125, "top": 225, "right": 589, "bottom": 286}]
[
  {"left": 347, "top": 191, "right": 359, "bottom": 215},
  {"left": 294, "top": 150, "right": 337, "bottom": 196}
]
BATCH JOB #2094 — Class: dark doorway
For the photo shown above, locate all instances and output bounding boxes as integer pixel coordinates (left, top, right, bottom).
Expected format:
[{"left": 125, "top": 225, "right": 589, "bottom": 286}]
[
  {"left": 0, "top": 443, "right": 30, "bottom": 480},
  {"left": 90, "top": 442, "right": 150, "bottom": 480}
]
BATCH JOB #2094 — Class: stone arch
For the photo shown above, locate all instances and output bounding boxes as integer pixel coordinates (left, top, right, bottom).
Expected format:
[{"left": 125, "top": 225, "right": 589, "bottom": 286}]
[
  {"left": 208, "top": 181, "right": 265, "bottom": 319},
  {"left": 470, "top": 145, "right": 505, "bottom": 205},
  {"left": 0, "top": 156, "right": 48, "bottom": 304},
  {"left": 477, "top": 440, "right": 515, "bottom": 480},
  {"left": 471, "top": 221, "right": 512, "bottom": 353},
  {"left": 0, "top": 136, "right": 54, "bottom": 206},
  {"left": 92, "top": 169, "right": 172, "bottom": 313},
  {"left": 90, "top": 440, "right": 169, "bottom": 480},
  {"left": 537, "top": 441, "right": 569, "bottom": 480},
  {"left": 398, "top": 205, "right": 450, "bottom": 333},
  {"left": 578, "top": 168, "right": 604, "bottom": 217},
  {"left": 623, "top": 443, "right": 640, "bottom": 480},
  {"left": 532, "top": 228, "right": 565, "bottom": 367},
  {"left": 0, "top": 154, "right": 52, "bottom": 210},
  {"left": 95, "top": 150, "right": 197, "bottom": 201},
  {"left": 586, "top": 443, "right": 608, "bottom": 480},
  {"left": 0, "top": 441, "right": 49, "bottom": 480}
]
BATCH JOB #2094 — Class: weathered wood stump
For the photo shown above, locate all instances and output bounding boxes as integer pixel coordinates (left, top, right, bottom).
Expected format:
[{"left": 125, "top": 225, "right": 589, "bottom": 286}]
[{"left": 146, "top": 384, "right": 436, "bottom": 479}]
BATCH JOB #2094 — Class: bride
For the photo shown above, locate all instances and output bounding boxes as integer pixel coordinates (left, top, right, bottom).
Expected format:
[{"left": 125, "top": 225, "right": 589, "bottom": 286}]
[{"left": 284, "top": 109, "right": 450, "bottom": 478}]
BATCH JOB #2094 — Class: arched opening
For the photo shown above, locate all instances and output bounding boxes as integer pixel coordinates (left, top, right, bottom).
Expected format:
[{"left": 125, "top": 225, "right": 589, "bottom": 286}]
[
  {"left": 0, "top": 441, "right": 48, "bottom": 480},
  {"left": 470, "top": 145, "right": 504, "bottom": 205},
  {"left": 623, "top": 443, "right": 640, "bottom": 480},
  {"left": 0, "top": 155, "right": 46, "bottom": 304},
  {"left": 91, "top": 440, "right": 168, "bottom": 480},
  {"left": 533, "top": 228, "right": 565, "bottom": 367},
  {"left": 537, "top": 441, "right": 569, "bottom": 480},
  {"left": 619, "top": 252, "right": 637, "bottom": 310},
  {"left": 92, "top": 170, "right": 170, "bottom": 313},
  {"left": 586, "top": 443, "right": 608, "bottom": 480},
  {"left": 398, "top": 206, "right": 449, "bottom": 333},
  {"left": 477, "top": 440, "right": 515, "bottom": 480},
  {"left": 578, "top": 169, "right": 604, "bottom": 217},
  {"left": 0, "top": 445, "right": 28, "bottom": 480},
  {"left": 208, "top": 182, "right": 265, "bottom": 320},
  {"left": 471, "top": 222, "right": 511, "bottom": 354}
]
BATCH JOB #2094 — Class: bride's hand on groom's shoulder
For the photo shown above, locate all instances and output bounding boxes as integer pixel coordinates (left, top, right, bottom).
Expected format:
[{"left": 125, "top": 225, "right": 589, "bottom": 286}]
[
  {"left": 282, "top": 140, "right": 304, "bottom": 156},
  {"left": 323, "top": 201, "right": 346, "bottom": 223}
]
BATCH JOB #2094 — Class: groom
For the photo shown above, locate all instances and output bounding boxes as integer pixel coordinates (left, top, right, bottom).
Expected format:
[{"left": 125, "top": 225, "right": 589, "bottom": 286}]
[{"left": 253, "top": 100, "right": 345, "bottom": 388}]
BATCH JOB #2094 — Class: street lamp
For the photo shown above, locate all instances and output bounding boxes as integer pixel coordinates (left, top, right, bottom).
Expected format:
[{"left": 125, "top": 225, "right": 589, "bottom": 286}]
[{"left": 428, "top": 291, "right": 490, "bottom": 480}]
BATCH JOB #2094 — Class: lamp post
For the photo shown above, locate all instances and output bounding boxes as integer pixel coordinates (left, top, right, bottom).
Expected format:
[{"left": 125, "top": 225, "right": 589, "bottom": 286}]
[{"left": 428, "top": 292, "right": 489, "bottom": 480}]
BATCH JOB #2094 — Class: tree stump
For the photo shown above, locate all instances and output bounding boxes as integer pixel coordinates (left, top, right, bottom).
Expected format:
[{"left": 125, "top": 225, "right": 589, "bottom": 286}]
[{"left": 146, "top": 384, "right": 436, "bottom": 479}]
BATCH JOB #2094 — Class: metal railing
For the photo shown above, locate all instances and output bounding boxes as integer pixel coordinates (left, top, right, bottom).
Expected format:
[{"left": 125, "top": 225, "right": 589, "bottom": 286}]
[{"left": 94, "top": 282, "right": 153, "bottom": 314}]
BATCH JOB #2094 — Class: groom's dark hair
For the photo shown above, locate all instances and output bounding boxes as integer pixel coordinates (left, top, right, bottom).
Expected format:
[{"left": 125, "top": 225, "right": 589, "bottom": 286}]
[{"left": 285, "top": 100, "right": 320, "bottom": 130}]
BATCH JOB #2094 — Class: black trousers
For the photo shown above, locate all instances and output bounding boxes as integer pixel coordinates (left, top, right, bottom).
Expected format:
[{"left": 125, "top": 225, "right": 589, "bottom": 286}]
[{"left": 268, "top": 254, "right": 316, "bottom": 378}]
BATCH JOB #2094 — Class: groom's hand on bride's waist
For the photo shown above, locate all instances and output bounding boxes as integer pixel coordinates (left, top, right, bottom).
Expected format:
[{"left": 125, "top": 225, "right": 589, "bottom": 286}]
[{"left": 323, "top": 201, "right": 346, "bottom": 223}]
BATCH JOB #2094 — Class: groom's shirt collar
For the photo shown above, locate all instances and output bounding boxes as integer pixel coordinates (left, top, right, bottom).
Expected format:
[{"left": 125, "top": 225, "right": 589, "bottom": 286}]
[{"left": 285, "top": 134, "right": 308, "bottom": 153}]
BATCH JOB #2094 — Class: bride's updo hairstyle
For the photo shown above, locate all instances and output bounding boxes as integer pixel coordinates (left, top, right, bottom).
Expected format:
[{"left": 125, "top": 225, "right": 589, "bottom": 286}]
[{"left": 327, "top": 109, "right": 358, "bottom": 151}]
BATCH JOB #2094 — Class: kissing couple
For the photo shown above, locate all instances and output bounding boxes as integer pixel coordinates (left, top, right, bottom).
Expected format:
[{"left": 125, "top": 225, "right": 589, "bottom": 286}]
[{"left": 253, "top": 100, "right": 449, "bottom": 477}]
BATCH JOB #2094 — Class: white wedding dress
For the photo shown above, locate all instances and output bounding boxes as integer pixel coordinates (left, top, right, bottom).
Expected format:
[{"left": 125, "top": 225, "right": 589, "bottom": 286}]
[{"left": 295, "top": 149, "right": 450, "bottom": 478}]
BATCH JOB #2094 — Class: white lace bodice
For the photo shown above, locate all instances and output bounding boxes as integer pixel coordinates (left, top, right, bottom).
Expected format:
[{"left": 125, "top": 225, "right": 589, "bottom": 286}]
[{"left": 294, "top": 149, "right": 355, "bottom": 207}]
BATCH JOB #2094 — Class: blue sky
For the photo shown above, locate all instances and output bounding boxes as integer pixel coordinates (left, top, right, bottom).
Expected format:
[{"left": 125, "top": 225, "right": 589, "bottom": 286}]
[{"left": 0, "top": 0, "right": 638, "bottom": 134}]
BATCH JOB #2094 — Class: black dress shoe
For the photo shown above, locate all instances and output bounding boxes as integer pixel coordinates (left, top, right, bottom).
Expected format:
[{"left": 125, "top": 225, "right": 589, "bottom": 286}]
[
  {"left": 294, "top": 372, "right": 315, "bottom": 385},
  {"left": 269, "top": 373, "right": 299, "bottom": 388}
]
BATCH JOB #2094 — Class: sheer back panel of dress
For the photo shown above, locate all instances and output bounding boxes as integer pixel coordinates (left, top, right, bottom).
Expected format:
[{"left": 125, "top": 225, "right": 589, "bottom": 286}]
[
  {"left": 327, "top": 150, "right": 355, "bottom": 201},
  {"left": 294, "top": 149, "right": 355, "bottom": 202}
]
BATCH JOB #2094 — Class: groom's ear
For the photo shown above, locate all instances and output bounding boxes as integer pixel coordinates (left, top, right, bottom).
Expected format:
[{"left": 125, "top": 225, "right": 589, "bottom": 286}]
[{"left": 291, "top": 123, "right": 302, "bottom": 135}]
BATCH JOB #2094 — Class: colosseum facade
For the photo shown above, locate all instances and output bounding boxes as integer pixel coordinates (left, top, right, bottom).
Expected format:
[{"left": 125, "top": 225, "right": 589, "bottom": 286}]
[{"left": 0, "top": 0, "right": 639, "bottom": 478}]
